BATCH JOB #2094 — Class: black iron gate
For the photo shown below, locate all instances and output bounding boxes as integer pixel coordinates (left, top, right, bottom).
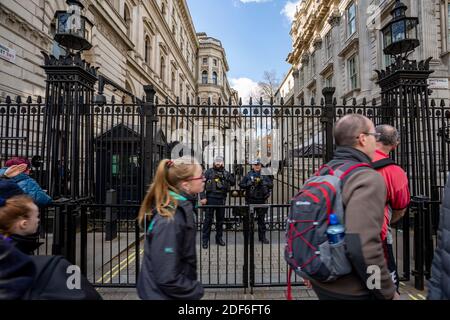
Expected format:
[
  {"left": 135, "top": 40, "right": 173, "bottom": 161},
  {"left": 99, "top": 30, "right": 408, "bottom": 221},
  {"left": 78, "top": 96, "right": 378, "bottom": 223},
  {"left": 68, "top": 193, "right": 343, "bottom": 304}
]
[{"left": 1, "top": 53, "right": 449, "bottom": 290}]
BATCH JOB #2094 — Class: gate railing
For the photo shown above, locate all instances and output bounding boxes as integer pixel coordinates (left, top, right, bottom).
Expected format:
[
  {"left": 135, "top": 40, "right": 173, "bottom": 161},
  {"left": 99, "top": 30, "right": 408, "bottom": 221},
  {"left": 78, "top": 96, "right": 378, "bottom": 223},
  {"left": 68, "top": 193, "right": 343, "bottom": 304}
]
[{"left": 2, "top": 90, "right": 450, "bottom": 290}]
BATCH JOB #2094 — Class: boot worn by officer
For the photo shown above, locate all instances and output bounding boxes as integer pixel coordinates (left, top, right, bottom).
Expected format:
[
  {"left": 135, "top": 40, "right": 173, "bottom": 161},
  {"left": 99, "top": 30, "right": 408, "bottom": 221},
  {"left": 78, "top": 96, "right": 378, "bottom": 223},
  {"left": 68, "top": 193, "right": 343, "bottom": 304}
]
[
  {"left": 260, "top": 237, "right": 269, "bottom": 244},
  {"left": 216, "top": 238, "right": 226, "bottom": 246},
  {"left": 202, "top": 240, "right": 209, "bottom": 249}
]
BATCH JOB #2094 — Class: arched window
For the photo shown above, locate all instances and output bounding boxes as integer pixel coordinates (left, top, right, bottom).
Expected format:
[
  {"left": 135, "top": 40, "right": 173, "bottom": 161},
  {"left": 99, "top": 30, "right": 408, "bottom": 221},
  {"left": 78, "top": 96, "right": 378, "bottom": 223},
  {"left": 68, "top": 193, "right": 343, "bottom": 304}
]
[
  {"left": 212, "top": 72, "right": 218, "bottom": 85},
  {"left": 202, "top": 71, "right": 208, "bottom": 84},
  {"left": 145, "top": 35, "right": 151, "bottom": 64},
  {"left": 124, "top": 81, "right": 134, "bottom": 104},
  {"left": 160, "top": 56, "right": 166, "bottom": 82},
  {"left": 124, "top": 5, "right": 132, "bottom": 38}
]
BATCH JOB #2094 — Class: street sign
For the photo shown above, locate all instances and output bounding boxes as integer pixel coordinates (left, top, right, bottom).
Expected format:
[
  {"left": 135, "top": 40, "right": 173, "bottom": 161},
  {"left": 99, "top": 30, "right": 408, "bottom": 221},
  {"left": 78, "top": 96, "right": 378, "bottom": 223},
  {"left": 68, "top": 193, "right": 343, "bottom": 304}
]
[
  {"left": 0, "top": 43, "right": 16, "bottom": 64},
  {"left": 428, "top": 78, "right": 449, "bottom": 90}
]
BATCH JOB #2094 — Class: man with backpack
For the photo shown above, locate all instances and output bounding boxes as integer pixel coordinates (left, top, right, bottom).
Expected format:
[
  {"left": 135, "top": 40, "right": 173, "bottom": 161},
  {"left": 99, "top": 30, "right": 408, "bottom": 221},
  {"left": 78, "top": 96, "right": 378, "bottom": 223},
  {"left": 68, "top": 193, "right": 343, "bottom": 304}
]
[
  {"left": 372, "top": 125, "right": 410, "bottom": 292},
  {"left": 285, "top": 114, "right": 399, "bottom": 300}
]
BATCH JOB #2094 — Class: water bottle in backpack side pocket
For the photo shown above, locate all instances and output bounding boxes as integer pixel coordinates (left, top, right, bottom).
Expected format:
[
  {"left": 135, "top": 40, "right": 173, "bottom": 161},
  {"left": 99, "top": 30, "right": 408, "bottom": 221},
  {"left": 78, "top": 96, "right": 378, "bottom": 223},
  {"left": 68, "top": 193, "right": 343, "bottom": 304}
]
[{"left": 327, "top": 213, "right": 345, "bottom": 245}]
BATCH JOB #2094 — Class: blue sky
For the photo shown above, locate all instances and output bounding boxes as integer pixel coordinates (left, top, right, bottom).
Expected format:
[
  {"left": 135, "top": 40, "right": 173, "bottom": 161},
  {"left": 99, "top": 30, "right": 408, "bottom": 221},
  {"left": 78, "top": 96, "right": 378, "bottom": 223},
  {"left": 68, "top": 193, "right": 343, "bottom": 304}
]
[{"left": 186, "top": 0, "right": 301, "bottom": 100}]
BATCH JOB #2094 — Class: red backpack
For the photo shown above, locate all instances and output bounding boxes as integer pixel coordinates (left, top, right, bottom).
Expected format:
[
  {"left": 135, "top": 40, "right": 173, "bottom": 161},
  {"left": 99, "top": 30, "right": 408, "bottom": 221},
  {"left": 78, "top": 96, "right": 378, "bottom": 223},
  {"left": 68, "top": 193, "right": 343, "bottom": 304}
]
[{"left": 284, "top": 161, "right": 371, "bottom": 299}]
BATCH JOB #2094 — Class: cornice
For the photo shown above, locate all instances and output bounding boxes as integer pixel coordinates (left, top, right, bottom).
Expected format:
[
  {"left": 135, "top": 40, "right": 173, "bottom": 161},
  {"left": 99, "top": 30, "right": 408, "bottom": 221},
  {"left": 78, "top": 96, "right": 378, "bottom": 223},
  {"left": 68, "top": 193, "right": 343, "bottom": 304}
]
[{"left": 338, "top": 36, "right": 359, "bottom": 58}]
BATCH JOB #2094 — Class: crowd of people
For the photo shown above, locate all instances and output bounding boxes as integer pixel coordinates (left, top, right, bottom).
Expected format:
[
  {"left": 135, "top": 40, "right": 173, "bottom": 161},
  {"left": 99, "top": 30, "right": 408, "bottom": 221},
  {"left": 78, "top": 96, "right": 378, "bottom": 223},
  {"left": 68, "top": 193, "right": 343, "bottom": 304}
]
[{"left": 1, "top": 114, "right": 450, "bottom": 300}]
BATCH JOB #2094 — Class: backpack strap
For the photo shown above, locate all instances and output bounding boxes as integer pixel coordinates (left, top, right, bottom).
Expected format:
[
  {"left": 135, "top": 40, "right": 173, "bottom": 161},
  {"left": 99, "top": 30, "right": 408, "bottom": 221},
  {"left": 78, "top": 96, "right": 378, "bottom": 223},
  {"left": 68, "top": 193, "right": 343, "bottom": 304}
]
[
  {"left": 336, "top": 163, "right": 372, "bottom": 181},
  {"left": 315, "top": 164, "right": 336, "bottom": 176},
  {"left": 372, "top": 158, "right": 396, "bottom": 170},
  {"left": 286, "top": 267, "right": 293, "bottom": 300}
]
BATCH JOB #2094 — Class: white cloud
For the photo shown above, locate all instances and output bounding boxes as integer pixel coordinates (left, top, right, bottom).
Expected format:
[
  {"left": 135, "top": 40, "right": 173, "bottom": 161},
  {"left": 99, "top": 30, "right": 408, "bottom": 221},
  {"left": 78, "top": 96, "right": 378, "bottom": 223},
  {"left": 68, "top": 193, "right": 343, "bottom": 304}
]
[
  {"left": 281, "top": 1, "right": 301, "bottom": 22},
  {"left": 239, "top": 0, "right": 271, "bottom": 3},
  {"left": 230, "top": 77, "right": 259, "bottom": 104}
]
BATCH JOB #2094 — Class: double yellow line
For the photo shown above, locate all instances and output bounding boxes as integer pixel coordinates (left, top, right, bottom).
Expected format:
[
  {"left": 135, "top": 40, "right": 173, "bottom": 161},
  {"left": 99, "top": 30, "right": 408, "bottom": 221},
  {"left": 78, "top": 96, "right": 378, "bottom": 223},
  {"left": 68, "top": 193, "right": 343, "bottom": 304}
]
[
  {"left": 399, "top": 282, "right": 426, "bottom": 300},
  {"left": 408, "top": 293, "right": 426, "bottom": 300},
  {"left": 96, "top": 249, "right": 144, "bottom": 283}
]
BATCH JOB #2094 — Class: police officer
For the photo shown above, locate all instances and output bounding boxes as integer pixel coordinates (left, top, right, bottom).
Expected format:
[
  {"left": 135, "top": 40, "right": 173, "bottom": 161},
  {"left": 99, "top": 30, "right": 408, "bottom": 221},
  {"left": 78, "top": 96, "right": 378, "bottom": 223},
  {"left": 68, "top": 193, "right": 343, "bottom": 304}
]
[
  {"left": 200, "top": 156, "right": 236, "bottom": 249},
  {"left": 239, "top": 159, "right": 273, "bottom": 244}
]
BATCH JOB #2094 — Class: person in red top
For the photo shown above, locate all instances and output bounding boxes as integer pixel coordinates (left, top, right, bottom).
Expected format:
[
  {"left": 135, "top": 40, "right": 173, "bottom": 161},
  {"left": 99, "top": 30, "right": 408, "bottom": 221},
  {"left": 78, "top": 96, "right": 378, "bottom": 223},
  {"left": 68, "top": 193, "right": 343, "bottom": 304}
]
[{"left": 373, "top": 125, "right": 410, "bottom": 292}]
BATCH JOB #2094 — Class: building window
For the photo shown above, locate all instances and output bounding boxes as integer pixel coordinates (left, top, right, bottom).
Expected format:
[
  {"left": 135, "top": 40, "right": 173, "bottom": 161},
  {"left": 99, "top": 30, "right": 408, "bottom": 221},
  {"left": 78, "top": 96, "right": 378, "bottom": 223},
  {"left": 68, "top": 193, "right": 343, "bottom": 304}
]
[
  {"left": 179, "top": 82, "right": 183, "bottom": 103},
  {"left": 145, "top": 36, "right": 151, "bottom": 64},
  {"left": 161, "top": 2, "right": 166, "bottom": 16},
  {"left": 112, "top": 155, "right": 120, "bottom": 176},
  {"left": 311, "top": 52, "right": 316, "bottom": 77},
  {"left": 325, "top": 74, "right": 333, "bottom": 88},
  {"left": 202, "top": 71, "right": 208, "bottom": 84},
  {"left": 160, "top": 56, "right": 166, "bottom": 82},
  {"left": 325, "top": 31, "right": 332, "bottom": 59},
  {"left": 347, "top": 2, "right": 356, "bottom": 38},
  {"left": 212, "top": 72, "right": 218, "bottom": 85},
  {"left": 124, "top": 5, "right": 132, "bottom": 38},
  {"left": 448, "top": 2, "right": 450, "bottom": 45},
  {"left": 213, "top": 59, "right": 217, "bottom": 66},
  {"left": 299, "top": 68, "right": 304, "bottom": 88},
  {"left": 171, "top": 71, "right": 176, "bottom": 92},
  {"left": 347, "top": 55, "right": 359, "bottom": 90},
  {"left": 202, "top": 57, "right": 208, "bottom": 65},
  {"left": 383, "top": 53, "right": 392, "bottom": 68}
]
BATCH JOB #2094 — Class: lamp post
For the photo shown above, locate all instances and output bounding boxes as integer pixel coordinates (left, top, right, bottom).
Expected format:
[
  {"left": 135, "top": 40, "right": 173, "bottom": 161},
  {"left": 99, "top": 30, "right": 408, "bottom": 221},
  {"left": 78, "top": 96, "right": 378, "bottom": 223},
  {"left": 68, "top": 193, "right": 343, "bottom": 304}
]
[
  {"left": 54, "top": 0, "right": 93, "bottom": 52},
  {"left": 381, "top": 0, "right": 419, "bottom": 58},
  {"left": 376, "top": 0, "right": 436, "bottom": 292}
]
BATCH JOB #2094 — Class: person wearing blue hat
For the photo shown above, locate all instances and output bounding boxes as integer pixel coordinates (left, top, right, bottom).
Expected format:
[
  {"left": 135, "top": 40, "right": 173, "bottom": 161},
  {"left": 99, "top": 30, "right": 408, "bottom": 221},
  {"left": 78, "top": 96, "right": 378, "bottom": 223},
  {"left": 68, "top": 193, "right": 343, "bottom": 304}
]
[
  {"left": 200, "top": 156, "right": 236, "bottom": 249},
  {"left": 239, "top": 159, "right": 273, "bottom": 244},
  {"left": 0, "top": 158, "right": 52, "bottom": 207}
]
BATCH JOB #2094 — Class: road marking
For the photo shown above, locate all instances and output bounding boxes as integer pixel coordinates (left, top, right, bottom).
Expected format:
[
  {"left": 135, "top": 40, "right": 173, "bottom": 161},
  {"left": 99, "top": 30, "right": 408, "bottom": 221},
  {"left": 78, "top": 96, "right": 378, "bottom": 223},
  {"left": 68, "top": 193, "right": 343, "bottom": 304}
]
[
  {"left": 101, "top": 249, "right": 144, "bottom": 283},
  {"left": 97, "top": 251, "right": 137, "bottom": 283},
  {"left": 408, "top": 294, "right": 418, "bottom": 300},
  {"left": 417, "top": 294, "right": 426, "bottom": 300},
  {"left": 103, "top": 254, "right": 137, "bottom": 283}
]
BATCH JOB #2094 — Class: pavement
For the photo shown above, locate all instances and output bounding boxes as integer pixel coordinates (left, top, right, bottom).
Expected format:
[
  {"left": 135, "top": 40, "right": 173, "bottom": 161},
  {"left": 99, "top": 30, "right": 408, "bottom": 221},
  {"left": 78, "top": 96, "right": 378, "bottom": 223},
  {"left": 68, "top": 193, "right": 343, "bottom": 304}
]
[{"left": 96, "top": 279, "right": 428, "bottom": 300}]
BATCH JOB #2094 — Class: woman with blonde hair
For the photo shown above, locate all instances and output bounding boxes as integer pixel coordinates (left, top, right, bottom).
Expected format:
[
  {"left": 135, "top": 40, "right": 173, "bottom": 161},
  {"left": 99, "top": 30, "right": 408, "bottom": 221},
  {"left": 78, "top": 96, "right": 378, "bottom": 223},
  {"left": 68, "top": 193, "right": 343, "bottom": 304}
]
[{"left": 137, "top": 156, "right": 205, "bottom": 300}]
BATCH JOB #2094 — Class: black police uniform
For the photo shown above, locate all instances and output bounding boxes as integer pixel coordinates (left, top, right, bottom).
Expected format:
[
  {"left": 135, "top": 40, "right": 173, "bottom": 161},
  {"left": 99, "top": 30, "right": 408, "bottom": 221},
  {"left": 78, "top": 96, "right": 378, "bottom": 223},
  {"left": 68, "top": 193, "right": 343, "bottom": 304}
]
[
  {"left": 200, "top": 167, "right": 235, "bottom": 246},
  {"left": 239, "top": 169, "right": 273, "bottom": 243}
]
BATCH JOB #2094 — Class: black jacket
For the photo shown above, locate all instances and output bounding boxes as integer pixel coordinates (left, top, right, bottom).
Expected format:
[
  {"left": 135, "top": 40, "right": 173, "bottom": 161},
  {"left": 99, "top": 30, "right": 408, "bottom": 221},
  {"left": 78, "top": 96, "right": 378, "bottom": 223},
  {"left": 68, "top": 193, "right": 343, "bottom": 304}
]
[
  {"left": 0, "top": 236, "right": 36, "bottom": 300},
  {"left": 137, "top": 192, "right": 204, "bottom": 300},
  {"left": 10, "top": 233, "right": 43, "bottom": 255},
  {"left": 200, "top": 167, "right": 235, "bottom": 199},
  {"left": 239, "top": 170, "right": 273, "bottom": 203},
  {"left": 428, "top": 173, "right": 450, "bottom": 300}
]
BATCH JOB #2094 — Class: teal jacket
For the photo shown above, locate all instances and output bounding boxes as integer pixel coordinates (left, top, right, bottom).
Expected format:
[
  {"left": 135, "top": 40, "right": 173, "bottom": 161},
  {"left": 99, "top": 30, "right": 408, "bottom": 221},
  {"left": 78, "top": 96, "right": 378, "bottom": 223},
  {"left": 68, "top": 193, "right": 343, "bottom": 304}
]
[{"left": 0, "top": 168, "right": 52, "bottom": 206}]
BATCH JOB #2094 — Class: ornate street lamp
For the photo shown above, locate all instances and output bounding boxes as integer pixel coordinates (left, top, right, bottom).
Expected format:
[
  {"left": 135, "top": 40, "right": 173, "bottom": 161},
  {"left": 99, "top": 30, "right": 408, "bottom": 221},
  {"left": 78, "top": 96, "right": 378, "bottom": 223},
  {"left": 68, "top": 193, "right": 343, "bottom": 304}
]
[
  {"left": 54, "top": 0, "right": 93, "bottom": 52},
  {"left": 381, "top": 0, "right": 419, "bottom": 57}
]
